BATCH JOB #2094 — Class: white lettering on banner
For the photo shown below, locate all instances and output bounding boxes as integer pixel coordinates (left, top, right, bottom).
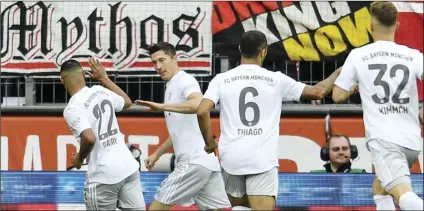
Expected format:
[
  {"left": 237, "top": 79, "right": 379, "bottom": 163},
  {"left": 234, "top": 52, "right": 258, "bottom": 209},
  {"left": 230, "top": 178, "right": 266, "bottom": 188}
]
[
  {"left": 315, "top": 2, "right": 351, "bottom": 23},
  {"left": 1, "top": 1, "right": 213, "bottom": 74},
  {"left": 284, "top": 2, "right": 320, "bottom": 35},
  {"left": 270, "top": 10, "right": 292, "bottom": 40},
  {"left": 23, "top": 135, "right": 43, "bottom": 171},
  {"left": 1, "top": 136, "right": 8, "bottom": 170},
  {"left": 128, "top": 135, "right": 160, "bottom": 171},
  {"left": 241, "top": 13, "right": 279, "bottom": 44}
]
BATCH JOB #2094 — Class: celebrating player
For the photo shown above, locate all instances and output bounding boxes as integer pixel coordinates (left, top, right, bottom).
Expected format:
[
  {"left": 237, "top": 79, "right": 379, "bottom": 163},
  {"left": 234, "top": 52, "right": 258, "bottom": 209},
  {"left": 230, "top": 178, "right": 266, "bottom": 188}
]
[
  {"left": 196, "top": 30, "right": 342, "bottom": 210},
  {"left": 332, "top": 2, "right": 423, "bottom": 210},
  {"left": 61, "top": 58, "right": 146, "bottom": 210},
  {"left": 135, "top": 42, "right": 230, "bottom": 210}
]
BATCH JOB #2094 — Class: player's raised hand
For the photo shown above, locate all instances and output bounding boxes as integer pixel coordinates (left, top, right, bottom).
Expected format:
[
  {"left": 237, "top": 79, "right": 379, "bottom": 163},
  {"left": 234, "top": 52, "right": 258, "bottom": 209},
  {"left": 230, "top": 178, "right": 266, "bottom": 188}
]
[
  {"left": 144, "top": 154, "right": 159, "bottom": 171},
  {"left": 87, "top": 57, "right": 108, "bottom": 81},
  {"left": 134, "top": 100, "right": 164, "bottom": 112}
]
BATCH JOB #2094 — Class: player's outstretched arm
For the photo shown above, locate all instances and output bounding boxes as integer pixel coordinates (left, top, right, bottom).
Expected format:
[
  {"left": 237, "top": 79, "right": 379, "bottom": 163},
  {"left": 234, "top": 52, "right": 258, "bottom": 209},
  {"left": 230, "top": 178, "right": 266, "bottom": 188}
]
[
  {"left": 197, "top": 99, "right": 217, "bottom": 152},
  {"left": 152, "top": 136, "right": 173, "bottom": 158},
  {"left": 135, "top": 92, "right": 202, "bottom": 114},
  {"left": 163, "top": 92, "right": 202, "bottom": 114},
  {"left": 145, "top": 136, "right": 173, "bottom": 170},
  {"left": 332, "top": 64, "right": 359, "bottom": 103},
  {"left": 332, "top": 85, "right": 357, "bottom": 103},
  {"left": 88, "top": 58, "right": 132, "bottom": 110},
  {"left": 301, "top": 67, "right": 342, "bottom": 100}
]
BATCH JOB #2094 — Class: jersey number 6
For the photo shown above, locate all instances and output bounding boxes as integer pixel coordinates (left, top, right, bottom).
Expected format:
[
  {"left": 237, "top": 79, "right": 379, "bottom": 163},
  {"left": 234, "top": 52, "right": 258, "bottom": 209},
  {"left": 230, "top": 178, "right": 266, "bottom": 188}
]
[{"left": 239, "top": 87, "right": 260, "bottom": 127}]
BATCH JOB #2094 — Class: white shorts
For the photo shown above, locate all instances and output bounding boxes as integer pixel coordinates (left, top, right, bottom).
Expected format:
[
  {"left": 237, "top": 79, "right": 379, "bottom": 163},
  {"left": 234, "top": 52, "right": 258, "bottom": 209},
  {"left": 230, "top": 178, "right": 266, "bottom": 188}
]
[
  {"left": 222, "top": 167, "right": 279, "bottom": 198},
  {"left": 84, "top": 171, "right": 146, "bottom": 210},
  {"left": 367, "top": 139, "right": 420, "bottom": 192},
  {"left": 155, "top": 164, "right": 230, "bottom": 210}
]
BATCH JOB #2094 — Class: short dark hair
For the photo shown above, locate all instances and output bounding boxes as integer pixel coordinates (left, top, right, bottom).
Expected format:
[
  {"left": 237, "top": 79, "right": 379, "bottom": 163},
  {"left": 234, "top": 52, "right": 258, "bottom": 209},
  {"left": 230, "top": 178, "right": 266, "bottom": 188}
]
[
  {"left": 370, "top": 1, "right": 398, "bottom": 27},
  {"left": 327, "top": 134, "right": 351, "bottom": 147},
  {"left": 240, "top": 30, "right": 267, "bottom": 58},
  {"left": 60, "top": 59, "right": 82, "bottom": 73},
  {"left": 148, "top": 42, "right": 176, "bottom": 58}
]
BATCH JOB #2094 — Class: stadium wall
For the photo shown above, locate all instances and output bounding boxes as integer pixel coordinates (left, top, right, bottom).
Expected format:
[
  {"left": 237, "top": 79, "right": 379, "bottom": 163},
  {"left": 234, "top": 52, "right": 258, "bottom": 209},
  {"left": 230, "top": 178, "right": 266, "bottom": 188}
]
[{"left": 1, "top": 105, "right": 423, "bottom": 173}]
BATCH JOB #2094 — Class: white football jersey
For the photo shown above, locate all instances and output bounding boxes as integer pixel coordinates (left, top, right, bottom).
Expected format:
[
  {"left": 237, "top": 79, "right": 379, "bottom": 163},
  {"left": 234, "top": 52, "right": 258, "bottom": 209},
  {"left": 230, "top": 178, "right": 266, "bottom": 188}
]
[
  {"left": 203, "top": 64, "right": 306, "bottom": 175},
  {"left": 63, "top": 85, "right": 139, "bottom": 184},
  {"left": 164, "top": 71, "right": 221, "bottom": 171},
  {"left": 335, "top": 40, "right": 423, "bottom": 151}
]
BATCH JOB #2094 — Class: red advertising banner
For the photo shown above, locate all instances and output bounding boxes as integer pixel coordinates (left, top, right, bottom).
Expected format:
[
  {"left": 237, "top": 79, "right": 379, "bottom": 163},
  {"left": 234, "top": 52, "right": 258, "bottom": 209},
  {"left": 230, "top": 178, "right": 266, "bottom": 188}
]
[{"left": 1, "top": 116, "right": 422, "bottom": 173}]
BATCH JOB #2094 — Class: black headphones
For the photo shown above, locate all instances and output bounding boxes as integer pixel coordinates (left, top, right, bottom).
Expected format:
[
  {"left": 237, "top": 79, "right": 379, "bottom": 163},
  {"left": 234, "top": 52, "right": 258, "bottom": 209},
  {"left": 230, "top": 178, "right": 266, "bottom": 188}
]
[{"left": 320, "top": 112, "right": 358, "bottom": 161}]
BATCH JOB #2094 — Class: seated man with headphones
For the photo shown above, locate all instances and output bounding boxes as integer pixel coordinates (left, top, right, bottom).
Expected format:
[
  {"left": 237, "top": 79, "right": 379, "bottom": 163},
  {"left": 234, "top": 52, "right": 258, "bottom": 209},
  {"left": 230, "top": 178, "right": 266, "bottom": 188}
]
[{"left": 311, "top": 134, "right": 366, "bottom": 173}]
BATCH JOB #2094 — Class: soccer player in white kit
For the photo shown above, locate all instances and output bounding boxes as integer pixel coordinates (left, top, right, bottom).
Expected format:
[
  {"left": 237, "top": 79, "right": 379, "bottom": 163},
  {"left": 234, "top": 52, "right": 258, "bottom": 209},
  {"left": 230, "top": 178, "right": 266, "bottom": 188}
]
[
  {"left": 332, "top": 2, "right": 423, "bottom": 210},
  {"left": 196, "top": 30, "right": 343, "bottom": 210},
  {"left": 62, "top": 58, "right": 146, "bottom": 210},
  {"left": 134, "top": 42, "right": 231, "bottom": 210}
]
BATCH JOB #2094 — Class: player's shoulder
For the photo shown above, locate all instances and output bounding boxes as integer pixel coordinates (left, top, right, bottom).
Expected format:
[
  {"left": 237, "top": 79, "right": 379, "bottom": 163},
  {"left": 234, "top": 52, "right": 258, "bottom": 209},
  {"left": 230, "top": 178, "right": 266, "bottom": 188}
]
[
  {"left": 63, "top": 103, "right": 79, "bottom": 118},
  {"left": 179, "top": 71, "right": 198, "bottom": 83},
  {"left": 91, "top": 85, "right": 106, "bottom": 92},
  {"left": 348, "top": 44, "right": 368, "bottom": 56},
  {"left": 404, "top": 46, "right": 422, "bottom": 58},
  {"left": 391, "top": 43, "right": 421, "bottom": 54},
  {"left": 210, "top": 72, "right": 227, "bottom": 83}
]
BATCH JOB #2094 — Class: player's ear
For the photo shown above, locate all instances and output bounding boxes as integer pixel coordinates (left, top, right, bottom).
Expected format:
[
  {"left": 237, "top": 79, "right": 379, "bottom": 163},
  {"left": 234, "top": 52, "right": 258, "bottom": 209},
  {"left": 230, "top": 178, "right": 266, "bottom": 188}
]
[
  {"left": 172, "top": 55, "right": 178, "bottom": 64},
  {"left": 260, "top": 48, "right": 267, "bottom": 60},
  {"left": 396, "top": 21, "right": 400, "bottom": 31}
]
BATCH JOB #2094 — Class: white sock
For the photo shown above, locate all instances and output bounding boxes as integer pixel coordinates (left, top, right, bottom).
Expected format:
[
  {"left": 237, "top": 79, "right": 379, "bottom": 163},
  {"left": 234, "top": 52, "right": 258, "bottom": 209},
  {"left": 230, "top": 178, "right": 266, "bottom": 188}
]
[
  {"left": 399, "top": 191, "right": 423, "bottom": 210},
  {"left": 232, "top": 206, "right": 251, "bottom": 210},
  {"left": 373, "top": 195, "right": 395, "bottom": 210}
]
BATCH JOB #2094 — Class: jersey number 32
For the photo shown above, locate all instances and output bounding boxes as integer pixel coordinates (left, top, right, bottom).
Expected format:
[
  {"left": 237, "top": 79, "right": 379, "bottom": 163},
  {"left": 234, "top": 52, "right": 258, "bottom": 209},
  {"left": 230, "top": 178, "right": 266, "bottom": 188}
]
[{"left": 370, "top": 64, "right": 410, "bottom": 104}]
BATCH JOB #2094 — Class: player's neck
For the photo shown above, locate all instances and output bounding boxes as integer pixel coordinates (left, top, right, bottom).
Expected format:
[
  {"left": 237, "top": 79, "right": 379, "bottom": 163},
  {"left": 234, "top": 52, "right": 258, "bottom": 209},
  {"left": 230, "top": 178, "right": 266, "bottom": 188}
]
[
  {"left": 67, "top": 83, "right": 86, "bottom": 96},
  {"left": 167, "top": 69, "right": 181, "bottom": 81},
  {"left": 240, "top": 57, "right": 262, "bottom": 67},
  {"left": 372, "top": 32, "right": 395, "bottom": 43}
]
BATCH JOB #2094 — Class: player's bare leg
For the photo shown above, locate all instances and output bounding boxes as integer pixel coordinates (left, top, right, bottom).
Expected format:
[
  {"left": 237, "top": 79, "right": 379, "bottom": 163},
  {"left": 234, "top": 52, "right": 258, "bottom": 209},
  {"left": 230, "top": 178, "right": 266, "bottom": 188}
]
[
  {"left": 148, "top": 199, "right": 172, "bottom": 211},
  {"left": 247, "top": 195, "right": 275, "bottom": 210},
  {"left": 388, "top": 183, "right": 423, "bottom": 210},
  {"left": 227, "top": 194, "right": 249, "bottom": 208},
  {"left": 372, "top": 178, "right": 395, "bottom": 210}
]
